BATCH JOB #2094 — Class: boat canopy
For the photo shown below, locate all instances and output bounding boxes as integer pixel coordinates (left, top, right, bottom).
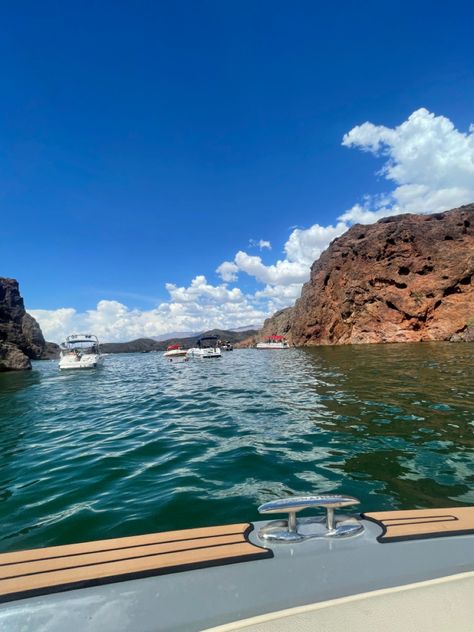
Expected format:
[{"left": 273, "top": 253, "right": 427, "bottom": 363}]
[
  {"left": 269, "top": 335, "right": 285, "bottom": 340},
  {"left": 167, "top": 344, "right": 181, "bottom": 351},
  {"left": 66, "top": 334, "right": 99, "bottom": 344},
  {"left": 198, "top": 336, "right": 219, "bottom": 342},
  {"left": 61, "top": 334, "right": 100, "bottom": 351}
]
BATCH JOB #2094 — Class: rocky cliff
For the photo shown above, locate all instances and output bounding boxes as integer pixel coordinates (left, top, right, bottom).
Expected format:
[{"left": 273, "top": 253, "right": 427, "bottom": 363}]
[
  {"left": 0, "top": 278, "right": 46, "bottom": 370},
  {"left": 263, "top": 205, "right": 474, "bottom": 345}
]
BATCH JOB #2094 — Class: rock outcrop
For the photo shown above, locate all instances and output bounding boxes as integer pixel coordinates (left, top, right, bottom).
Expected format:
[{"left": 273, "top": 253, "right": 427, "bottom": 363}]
[
  {"left": 40, "top": 341, "right": 61, "bottom": 360},
  {"left": 0, "top": 278, "right": 46, "bottom": 370},
  {"left": 263, "top": 205, "right": 474, "bottom": 346}
]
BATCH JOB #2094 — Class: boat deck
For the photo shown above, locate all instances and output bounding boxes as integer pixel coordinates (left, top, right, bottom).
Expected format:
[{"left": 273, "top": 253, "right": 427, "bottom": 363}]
[
  {"left": 1, "top": 509, "right": 473, "bottom": 631},
  {"left": 364, "top": 507, "right": 474, "bottom": 542},
  {"left": 0, "top": 523, "right": 271, "bottom": 603}
]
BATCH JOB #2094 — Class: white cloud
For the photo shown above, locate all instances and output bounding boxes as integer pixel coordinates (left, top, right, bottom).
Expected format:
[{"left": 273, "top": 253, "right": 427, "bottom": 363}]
[
  {"left": 254, "top": 283, "right": 303, "bottom": 312},
  {"left": 341, "top": 107, "right": 474, "bottom": 223},
  {"left": 165, "top": 275, "right": 244, "bottom": 304},
  {"left": 249, "top": 238, "right": 272, "bottom": 250},
  {"left": 233, "top": 250, "right": 309, "bottom": 285},
  {"left": 215, "top": 261, "right": 239, "bottom": 283},
  {"left": 283, "top": 222, "right": 348, "bottom": 266},
  {"left": 30, "top": 277, "right": 267, "bottom": 343}
]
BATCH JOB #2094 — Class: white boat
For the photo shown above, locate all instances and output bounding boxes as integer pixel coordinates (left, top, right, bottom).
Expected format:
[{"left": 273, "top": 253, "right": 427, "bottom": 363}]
[
  {"left": 186, "top": 335, "right": 222, "bottom": 359},
  {"left": 163, "top": 344, "right": 189, "bottom": 362},
  {"left": 0, "top": 493, "right": 473, "bottom": 631},
  {"left": 58, "top": 334, "right": 104, "bottom": 370},
  {"left": 256, "top": 335, "right": 289, "bottom": 349}
]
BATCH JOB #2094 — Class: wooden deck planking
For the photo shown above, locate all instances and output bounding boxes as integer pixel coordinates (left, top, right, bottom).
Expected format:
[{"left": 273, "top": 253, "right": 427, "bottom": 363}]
[
  {"left": 0, "top": 522, "right": 250, "bottom": 565},
  {"left": 0, "top": 523, "right": 272, "bottom": 602},
  {"left": 363, "top": 507, "right": 474, "bottom": 542}
]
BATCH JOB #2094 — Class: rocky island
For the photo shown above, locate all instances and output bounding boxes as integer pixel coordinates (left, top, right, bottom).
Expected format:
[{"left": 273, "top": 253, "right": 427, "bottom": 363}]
[
  {"left": 0, "top": 277, "right": 47, "bottom": 371},
  {"left": 261, "top": 204, "right": 474, "bottom": 345}
]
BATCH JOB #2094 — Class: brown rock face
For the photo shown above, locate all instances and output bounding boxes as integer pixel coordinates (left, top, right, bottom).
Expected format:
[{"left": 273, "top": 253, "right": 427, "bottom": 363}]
[
  {"left": 267, "top": 205, "right": 474, "bottom": 346},
  {"left": 259, "top": 307, "right": 294, "bottom": 340},
  {"left": 0, "top": 278, "right": 46, "bottom": 370}
]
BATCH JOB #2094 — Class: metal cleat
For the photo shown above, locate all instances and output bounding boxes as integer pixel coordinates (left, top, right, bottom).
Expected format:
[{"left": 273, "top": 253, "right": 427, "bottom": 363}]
[{"left": 258, "top": 494, "right": 364, "bottom": 543}]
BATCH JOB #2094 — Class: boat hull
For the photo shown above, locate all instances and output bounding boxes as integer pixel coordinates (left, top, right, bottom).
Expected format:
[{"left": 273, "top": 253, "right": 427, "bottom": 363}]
[
  {"left": 164, "top": 349, "right": 189, "bottom": 362},
  {"left": 58, "top": 354, "right": 103, "bottom": 370},
  {"left": 186, "top": 348, "right": 222, "bottom": 359}
]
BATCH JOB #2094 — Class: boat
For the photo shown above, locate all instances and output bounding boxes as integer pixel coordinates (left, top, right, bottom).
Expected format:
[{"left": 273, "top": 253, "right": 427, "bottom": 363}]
[
  {"left": 186, "top": 336, "right": 222, "bottom": 359},
  {"left": 58, "top": 334, "right": 104, "bottom": 370},
  {"left": 221, "top": 340, "right": 233, "bottom": 351},
  {"left": 0, "top": 493, "right": 472, "bottom": 631},
  {"left": 256, "top": 334, "right": 289, "bottom": 349},
  {"left": 163, "top": 344, "right": 189, "bottom": 362}
]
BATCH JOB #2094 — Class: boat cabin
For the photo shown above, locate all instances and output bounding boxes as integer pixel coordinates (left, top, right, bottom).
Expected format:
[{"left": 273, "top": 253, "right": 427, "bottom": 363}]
[
  {"left": 61, "top": 334, "right": 100, "bottom": 356},
  {"left": 196, "top": 336, "right": 219, "bottom": 349}
]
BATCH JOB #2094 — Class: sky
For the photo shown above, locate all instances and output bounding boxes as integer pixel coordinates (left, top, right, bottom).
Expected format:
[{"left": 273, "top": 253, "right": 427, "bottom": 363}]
[{"left": 1, "top": 1, "right": 474, "bottom": 342}]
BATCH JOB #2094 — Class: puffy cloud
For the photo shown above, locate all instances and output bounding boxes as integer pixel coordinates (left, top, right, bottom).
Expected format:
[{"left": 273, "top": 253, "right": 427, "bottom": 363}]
[
  {"left": 254, "top": 283, "right": 303, "bottom": 312},
  {"left": 341, "top": 108, "right": 474, "bottom": 223},
  {"left": 30, "top": 277, "right": 267, "bottom": 343},
  {"left": 249, "top": 239, "right": 272, "bottom": 250},
  {"left": 217, "top": 223, "right": 346, "bottom": 286},
  {"left": 215, "top": 261, "right": 239, "bottom": 283},
  {"left": 165, "top": 275, "right": 244, "bottom": 304},
  {"left": 283, "top": 222, "right": 347, "bottom": 266},
  {"left": 233, "top": 251, "right": 309, "bottom": 285}
]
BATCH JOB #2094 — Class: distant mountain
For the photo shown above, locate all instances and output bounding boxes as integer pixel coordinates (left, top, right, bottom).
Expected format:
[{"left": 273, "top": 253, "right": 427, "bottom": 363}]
[
  {"left": 228, "top": 325, "right": 259, "bottom": 332},
  {"left": 151, "top": 326, "right": 257, "bottom": 340},
  {"left": 101, "top": 328, "right": 259, "bottom": 354},
  {"left": 151, "top": 331, "right": 199, "bottom": 341}
]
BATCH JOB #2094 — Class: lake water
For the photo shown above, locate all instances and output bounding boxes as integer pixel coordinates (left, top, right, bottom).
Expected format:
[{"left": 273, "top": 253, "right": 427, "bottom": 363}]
[{"left": 0, "top": 344, "right": 473, "bottom": 553}]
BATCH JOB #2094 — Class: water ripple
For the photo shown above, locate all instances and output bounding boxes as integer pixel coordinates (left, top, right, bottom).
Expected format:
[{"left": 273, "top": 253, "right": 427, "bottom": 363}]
[{"left": 0, "top": 343, "right": 473, "bottom": 551}]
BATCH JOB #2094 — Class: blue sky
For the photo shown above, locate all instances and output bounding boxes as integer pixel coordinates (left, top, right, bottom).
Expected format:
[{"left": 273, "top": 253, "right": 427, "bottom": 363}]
[{"left": 1, "top": 1, "right": 474, "bottom": 341}]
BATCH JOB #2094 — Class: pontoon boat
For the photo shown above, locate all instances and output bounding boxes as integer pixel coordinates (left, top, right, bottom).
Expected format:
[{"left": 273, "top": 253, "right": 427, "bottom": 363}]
[{"left": 256, "top": 335, "right": 289, "bottom": 349}]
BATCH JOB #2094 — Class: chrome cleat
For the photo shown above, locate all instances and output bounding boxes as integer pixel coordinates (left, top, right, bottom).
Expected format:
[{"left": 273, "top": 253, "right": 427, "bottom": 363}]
[{"left": 258, "top": 494, "right": 364, "bottom": 543}]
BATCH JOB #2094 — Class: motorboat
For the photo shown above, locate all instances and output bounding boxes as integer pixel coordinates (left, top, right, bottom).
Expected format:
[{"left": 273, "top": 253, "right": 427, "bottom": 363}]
[
  {"left": 0, "top": 493, "right": 473, "bottom": 631},
  {"left": 186, "top": 336, "right": 222, "bottom": 359},
  {"left": 58, "top": 334, "right": 104, "bottom": 370},
  {"left": 164, "top": 344, "right": 189, "bottom": 362},
  {"left": 221, "top": 340, "right": 233, "bottom": 351},
  {"left": 256, "top": 334, "right": 289, "bottom": 349}
]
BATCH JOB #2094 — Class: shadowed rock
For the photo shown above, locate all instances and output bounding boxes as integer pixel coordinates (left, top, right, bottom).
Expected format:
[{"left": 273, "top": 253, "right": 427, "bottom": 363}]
[{"left": 0, "top": 278, "right": 46, "bottom": 371}]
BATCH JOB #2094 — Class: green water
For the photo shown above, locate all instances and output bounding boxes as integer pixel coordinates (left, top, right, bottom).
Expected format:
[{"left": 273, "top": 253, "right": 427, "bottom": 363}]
[{"left": 0, "top": 344, "right": 473, "bottom": 553}]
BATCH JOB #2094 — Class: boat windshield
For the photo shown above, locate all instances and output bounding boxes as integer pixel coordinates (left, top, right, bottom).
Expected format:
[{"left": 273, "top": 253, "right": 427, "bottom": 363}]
[
  {"left": 197, "top": 337, "right": 218, "bottom": 348},
  {"left": 62, "top": 335, "right": 100, "bottom": 354}
]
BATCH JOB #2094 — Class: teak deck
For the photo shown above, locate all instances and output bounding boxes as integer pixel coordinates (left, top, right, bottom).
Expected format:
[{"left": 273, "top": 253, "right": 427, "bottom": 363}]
[
  {"left": 0, "top": 523, "right": 272, "bottom": 603},
  {"left": 363, "top": 507, "right": 474, "bottom": 542}
]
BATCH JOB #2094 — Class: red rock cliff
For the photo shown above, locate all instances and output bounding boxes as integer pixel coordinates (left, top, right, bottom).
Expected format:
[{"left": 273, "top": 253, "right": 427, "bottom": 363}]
[{"left": 266, "top": 205, "right": 474, "bottom": 345}]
